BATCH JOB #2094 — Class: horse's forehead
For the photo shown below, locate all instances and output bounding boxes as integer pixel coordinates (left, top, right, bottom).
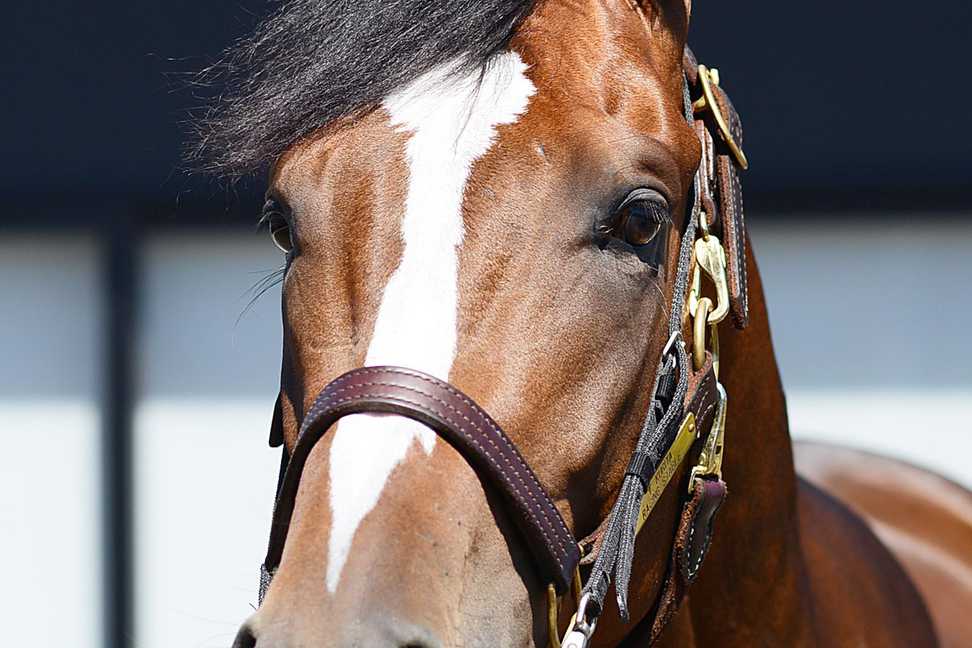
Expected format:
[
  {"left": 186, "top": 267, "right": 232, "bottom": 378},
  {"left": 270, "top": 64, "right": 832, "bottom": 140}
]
[
  {"left": 272, "top": 0, "right": 688, "bottom": 197},
  {"left": 269, "top": 1, "right": 695, "bottom": 363}
]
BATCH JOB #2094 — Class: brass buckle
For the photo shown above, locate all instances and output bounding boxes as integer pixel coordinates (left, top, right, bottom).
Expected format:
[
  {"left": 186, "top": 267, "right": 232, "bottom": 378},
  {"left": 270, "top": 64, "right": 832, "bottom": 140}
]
[
  {"left": 692, "top": 65, "right": 749, "bottom": 170},
  {"left": 689, "top": 383, "right": 728, "bottom": 492}
]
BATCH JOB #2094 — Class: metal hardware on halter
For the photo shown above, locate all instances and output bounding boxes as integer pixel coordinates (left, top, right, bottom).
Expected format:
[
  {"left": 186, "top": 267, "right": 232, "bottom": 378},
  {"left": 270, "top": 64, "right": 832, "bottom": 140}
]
[
  {"left": 692, "top": 65, "right": 749, "bottom": 170},
  {"left": 690, "top": 203, "right": 728, "bottom": 374},
  {"left": 635, "top": 412, "right": 698, "bottom": 534},
  {"left": 547, "top": 568, "right": 583, "bottom": 648},
  {"left": 662, "top": 329, "right": 682, "bottom": 358},
  {"left": 692, "top": 298, "right": 721, "bottom": 378},
  {"left": 689, "top": 383, "right": 728, "bottom": 491},
  {"left": 560, "top": 593, "right": 598, "bottom": 648},
  {"left": 688, "top": 221, "right": 731, "bottom": 327}
]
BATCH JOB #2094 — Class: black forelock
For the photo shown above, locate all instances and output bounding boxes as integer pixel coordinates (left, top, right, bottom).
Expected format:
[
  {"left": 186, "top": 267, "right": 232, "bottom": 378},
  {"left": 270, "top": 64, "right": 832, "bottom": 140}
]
[{"left": 190, "top": 0, "right": 537, "bottom": 178}]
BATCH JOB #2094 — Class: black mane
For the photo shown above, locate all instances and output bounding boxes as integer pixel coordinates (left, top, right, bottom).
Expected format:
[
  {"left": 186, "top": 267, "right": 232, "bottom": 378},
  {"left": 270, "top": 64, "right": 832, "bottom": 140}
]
[{"left": 191, "top": 0, "right": 536, "bottom": 178}]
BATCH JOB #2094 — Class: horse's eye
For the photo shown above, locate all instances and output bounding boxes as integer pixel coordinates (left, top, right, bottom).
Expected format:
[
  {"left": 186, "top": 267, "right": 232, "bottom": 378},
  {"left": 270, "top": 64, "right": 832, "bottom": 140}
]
[
  {"left": 598, "top": 188, "right": 671, "bottom": 265},
  {"left": 619, "top": 199, "right": 665, "bottom": 247},
  {"left": 268, "top": 211, "right": 293, "bottom": 253},
  {"left": 262, "top": 199, "right": 295, "bottom": 254}
]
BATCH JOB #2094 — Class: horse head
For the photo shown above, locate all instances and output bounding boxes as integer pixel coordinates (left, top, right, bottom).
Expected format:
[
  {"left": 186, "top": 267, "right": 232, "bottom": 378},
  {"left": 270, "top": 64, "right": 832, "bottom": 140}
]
[{"left": 213, "top": 1, "right": 720, "bottom": 646}]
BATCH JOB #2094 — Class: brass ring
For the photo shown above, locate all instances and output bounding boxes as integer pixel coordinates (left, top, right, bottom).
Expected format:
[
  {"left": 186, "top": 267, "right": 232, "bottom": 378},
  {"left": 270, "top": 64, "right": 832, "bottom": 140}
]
[
  {"left": 547, "top": 584, "right": 562, "bottom": 648},
  {"left": 693, "top": 297, "right": 713, "bottom": 371}
]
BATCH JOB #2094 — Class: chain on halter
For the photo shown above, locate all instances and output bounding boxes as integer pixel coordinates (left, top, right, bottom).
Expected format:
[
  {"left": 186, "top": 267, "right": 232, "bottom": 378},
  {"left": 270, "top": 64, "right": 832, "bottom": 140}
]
[
  {"left": 683, "top": 64, "right": 737, "bottom": 493},
  {"left": 685, "top": 190, "right": 731, "bottom": 488}
]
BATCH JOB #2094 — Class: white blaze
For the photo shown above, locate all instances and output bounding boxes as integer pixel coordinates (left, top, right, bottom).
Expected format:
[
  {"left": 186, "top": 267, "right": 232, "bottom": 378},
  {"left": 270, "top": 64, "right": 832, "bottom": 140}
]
[{"left": 325, "top": 52, "right": 535, "bottom": 593}]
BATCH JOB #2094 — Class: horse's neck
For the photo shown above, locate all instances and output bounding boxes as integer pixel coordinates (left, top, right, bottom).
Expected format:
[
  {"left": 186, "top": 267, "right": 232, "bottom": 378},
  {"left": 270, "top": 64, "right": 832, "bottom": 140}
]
[{"left": 676, "top": 244, "right": 816, "bottom": 645}]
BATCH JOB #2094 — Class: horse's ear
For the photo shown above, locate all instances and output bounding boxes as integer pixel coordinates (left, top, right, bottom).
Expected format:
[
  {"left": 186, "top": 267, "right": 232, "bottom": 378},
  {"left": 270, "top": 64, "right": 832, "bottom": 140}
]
[
  {"left": 638, "top": 0, "right": 692, "bottom": 37},
  {"left": 669, "top": 0, "right": 691, "bottom": 26}
]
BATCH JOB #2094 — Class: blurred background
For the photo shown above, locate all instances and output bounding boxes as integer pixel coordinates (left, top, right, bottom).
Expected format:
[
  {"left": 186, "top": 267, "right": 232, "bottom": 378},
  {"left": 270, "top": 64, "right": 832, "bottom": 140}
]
[{"left": 2, "top": 1, "right": 969, "bottom": 647}]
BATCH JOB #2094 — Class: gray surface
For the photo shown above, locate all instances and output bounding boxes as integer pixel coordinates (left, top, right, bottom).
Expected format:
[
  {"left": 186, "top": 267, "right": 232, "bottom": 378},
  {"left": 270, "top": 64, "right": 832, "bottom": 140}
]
[
  {"left": 0, "top": 235, "right": 103, "bottom": 398},
  {"left": 138, "top": 233, "right": 285, "bottom": 398},
  {"left": 752, "top": 218, "right": 972, "bottom": 389},
  {"left": 136, "top": 233, "right": 285, "bottom": 647}
]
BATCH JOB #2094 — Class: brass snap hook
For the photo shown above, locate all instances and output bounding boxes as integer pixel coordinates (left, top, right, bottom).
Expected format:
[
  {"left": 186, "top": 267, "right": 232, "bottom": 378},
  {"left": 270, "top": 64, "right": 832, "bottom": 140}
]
[
  {"left": 689, "top": 383, "right": 728, "bottom": 492},
  {"left": 688, "top": 233, "right": 731, "bottom": 327}
]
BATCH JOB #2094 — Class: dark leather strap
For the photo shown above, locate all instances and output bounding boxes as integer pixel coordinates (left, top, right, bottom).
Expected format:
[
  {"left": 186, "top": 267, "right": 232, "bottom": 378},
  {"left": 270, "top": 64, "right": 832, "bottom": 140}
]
[
  {"left": 683, "top": 47, "right": 750, "bottom": 330},
  {"left": 648, "top": 476, "right": 728, "bottom": 643},
  {"left": 262, "top": 366, "right": 581, "bottom": 593},
  {"left": 268, "top": 392, "right": 284, "bottom": 448}
]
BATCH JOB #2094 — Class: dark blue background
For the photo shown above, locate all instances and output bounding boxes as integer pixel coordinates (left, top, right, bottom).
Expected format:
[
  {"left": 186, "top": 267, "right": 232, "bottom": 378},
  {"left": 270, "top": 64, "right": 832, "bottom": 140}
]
[{"left": 3, "top": 1, "right": 969, "bottom": 222}]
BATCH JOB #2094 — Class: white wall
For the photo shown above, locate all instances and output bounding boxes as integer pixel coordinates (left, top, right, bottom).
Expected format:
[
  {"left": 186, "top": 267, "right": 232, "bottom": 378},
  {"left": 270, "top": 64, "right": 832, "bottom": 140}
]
[{"left": 0, "top": 235, "right": 103, "bottom": 648}]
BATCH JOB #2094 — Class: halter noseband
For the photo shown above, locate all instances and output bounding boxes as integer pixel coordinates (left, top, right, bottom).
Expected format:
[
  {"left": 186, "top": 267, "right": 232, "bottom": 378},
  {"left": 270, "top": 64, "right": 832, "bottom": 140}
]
[{"left": 259, "top": 46, "right": 749, "bottom": 648}]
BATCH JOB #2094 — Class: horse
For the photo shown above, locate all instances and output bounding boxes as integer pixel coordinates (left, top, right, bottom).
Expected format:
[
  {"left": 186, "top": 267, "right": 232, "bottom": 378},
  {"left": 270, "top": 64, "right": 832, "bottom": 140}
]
[{"left": 193, "top": 1, "right": 972, "bottom": 646}]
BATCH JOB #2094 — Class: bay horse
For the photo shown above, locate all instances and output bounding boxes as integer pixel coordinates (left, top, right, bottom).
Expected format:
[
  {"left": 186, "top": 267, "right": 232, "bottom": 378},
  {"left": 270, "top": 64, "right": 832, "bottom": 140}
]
[{"left": 194, "top": 0, "right": 972, "bottom": 646}]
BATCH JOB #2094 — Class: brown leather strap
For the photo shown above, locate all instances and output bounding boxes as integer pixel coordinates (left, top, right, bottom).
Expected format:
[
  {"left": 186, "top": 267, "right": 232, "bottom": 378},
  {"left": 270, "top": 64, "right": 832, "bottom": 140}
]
[
  {"left": 262, "top": 365, "right": 581, "bottom": 593},
  {"left": 648, "top": 477, "right": 728, "bottom": 644},
  {"left": 684, "top": 47, "right": 750, "bottom": 330}
]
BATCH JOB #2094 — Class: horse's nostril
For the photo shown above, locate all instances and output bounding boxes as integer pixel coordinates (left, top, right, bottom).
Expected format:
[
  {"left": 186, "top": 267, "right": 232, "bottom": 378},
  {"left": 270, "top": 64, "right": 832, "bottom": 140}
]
[
  {"left": 231, "top": 623, "right": 257, "bottom": 648},
  {"left": 389, "top": 623, "right": 442, "bottom": 648}
]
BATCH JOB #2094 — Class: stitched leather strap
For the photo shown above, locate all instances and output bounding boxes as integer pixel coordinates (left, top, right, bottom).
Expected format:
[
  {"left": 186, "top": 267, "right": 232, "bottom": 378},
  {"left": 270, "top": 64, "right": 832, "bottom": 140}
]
[
  {"left": 684, "top": 47, "right": 750, "bottom": 330},
  {"left": 648, "top": 476, "right": 728, "bottom": 644},
  {"left": 262, "top": 365, "right": 581, "bottom": 594}
]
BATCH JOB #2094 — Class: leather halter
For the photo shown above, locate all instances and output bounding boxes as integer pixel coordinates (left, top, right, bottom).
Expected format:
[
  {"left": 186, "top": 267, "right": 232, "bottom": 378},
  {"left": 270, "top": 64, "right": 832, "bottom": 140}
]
[
  {"left": 259, "top": 46, "right": 749, "bottom": 648},
  {"left": 265, "top": 366, "right": 580, "bottom": 592}
]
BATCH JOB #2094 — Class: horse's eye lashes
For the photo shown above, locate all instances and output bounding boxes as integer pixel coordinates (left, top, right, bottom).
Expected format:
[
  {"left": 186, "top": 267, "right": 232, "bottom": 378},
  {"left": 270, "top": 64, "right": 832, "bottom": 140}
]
[
  {"left": 258, "top": 198, "right": 288, "bottom": 227},
  {"left": 616, "top": 189, "right": 671, "bottom": 220},
  {"left": 613, "top": 201, "right": 670, "bottom": 230},
  {"left": 639, "top": 200, "right": 671, "bottom": 224}
]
